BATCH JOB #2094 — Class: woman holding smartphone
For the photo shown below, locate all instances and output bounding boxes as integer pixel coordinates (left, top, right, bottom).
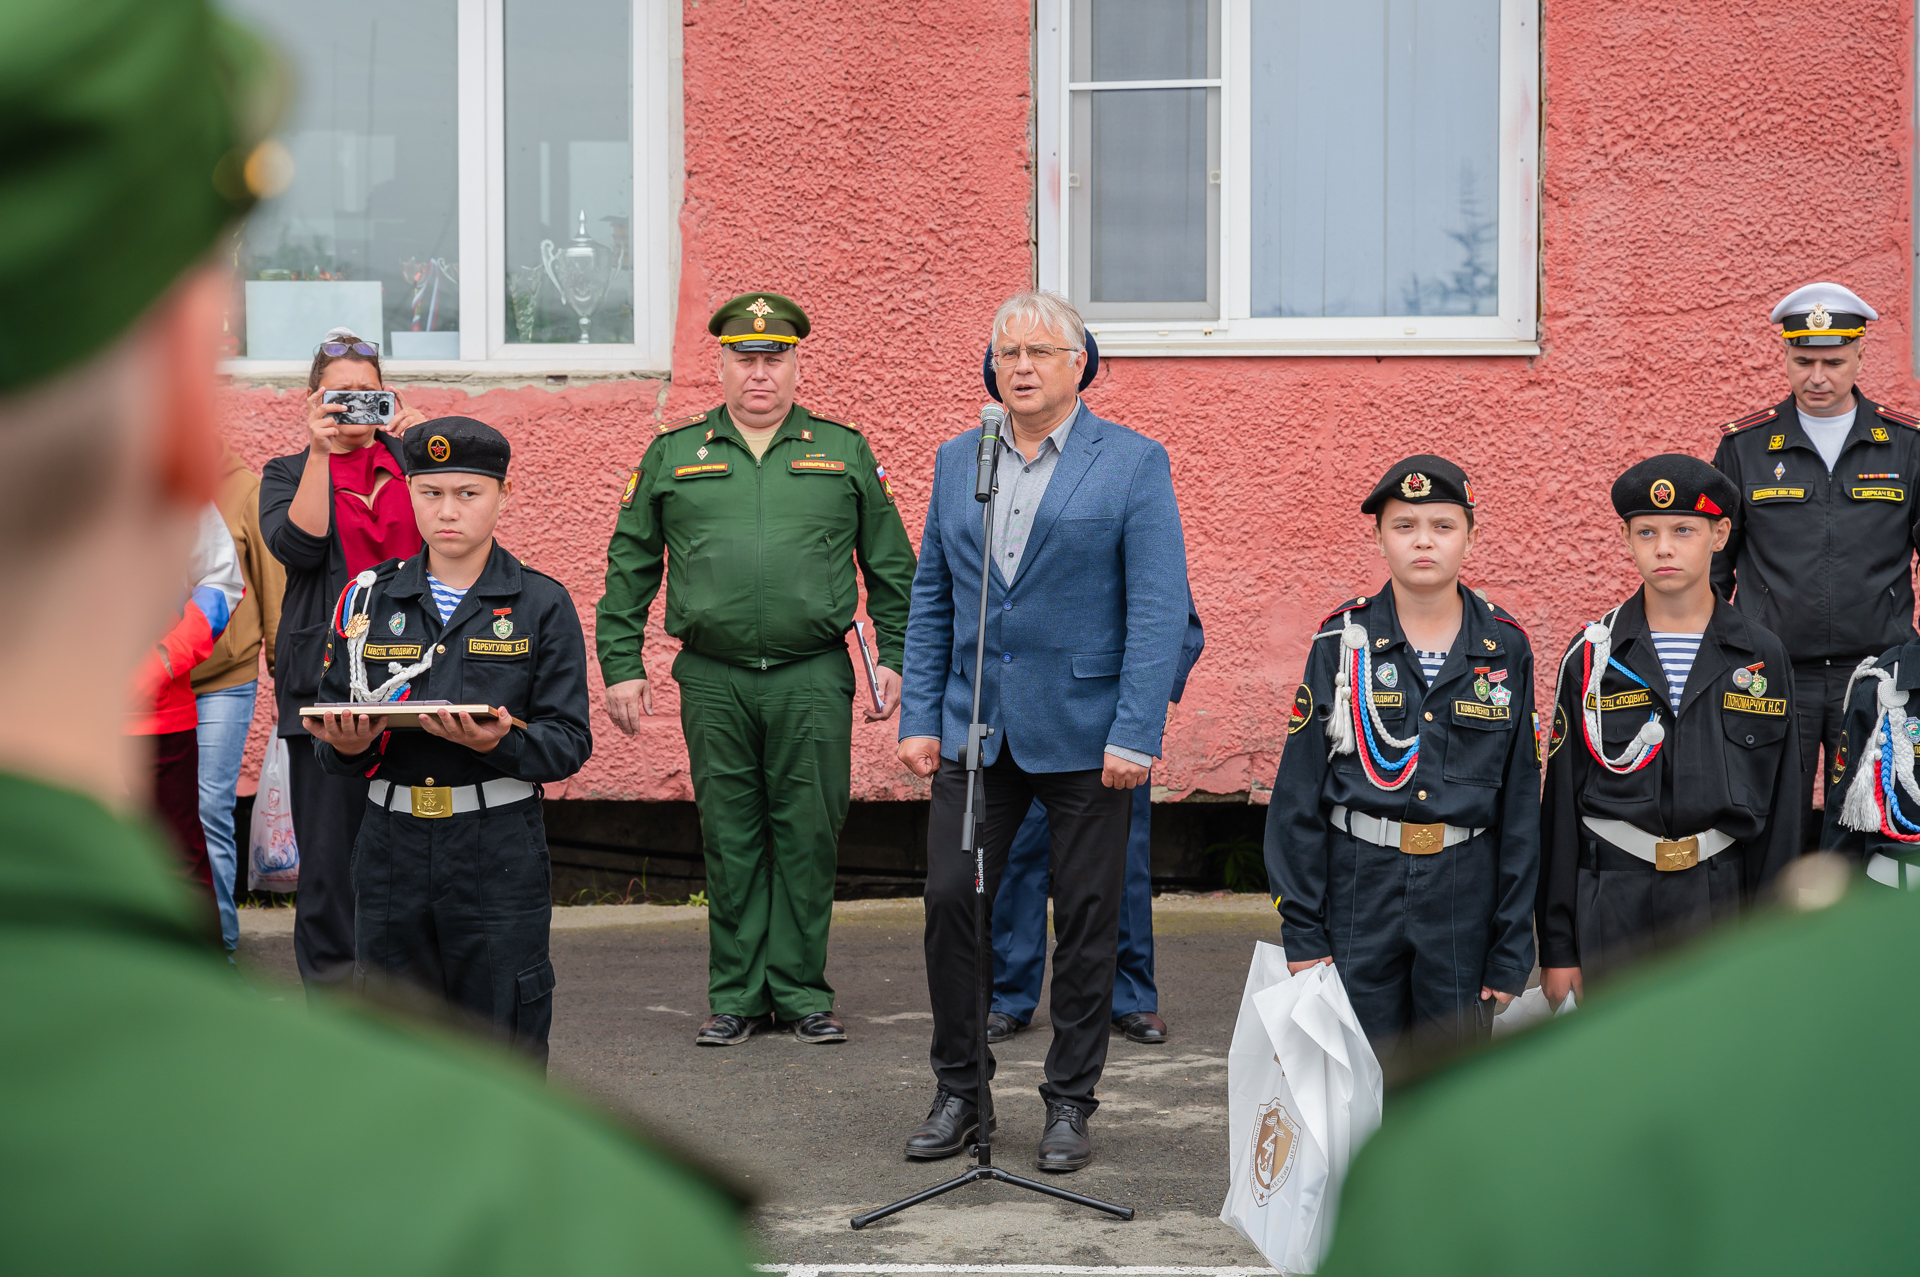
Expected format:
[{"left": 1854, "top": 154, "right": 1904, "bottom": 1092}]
[{"left": 259, "top": 328, "right": 428, "bottom": 994}]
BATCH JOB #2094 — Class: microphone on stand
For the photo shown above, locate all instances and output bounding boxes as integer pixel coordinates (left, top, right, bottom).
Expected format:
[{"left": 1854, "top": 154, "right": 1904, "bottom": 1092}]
[{"left": 975, "top": 403, "right": 1006, "bottom": 504}]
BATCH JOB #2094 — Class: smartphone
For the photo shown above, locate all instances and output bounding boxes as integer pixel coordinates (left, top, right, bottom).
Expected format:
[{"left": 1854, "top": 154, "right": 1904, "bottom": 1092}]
[{"left": 322, "top": 389, "right": 396, "bottom": 425}]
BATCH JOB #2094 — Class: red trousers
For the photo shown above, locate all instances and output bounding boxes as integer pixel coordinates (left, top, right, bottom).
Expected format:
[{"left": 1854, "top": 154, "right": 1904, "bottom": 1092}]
[{"left": 147, "top": 728, "right": 214, "bottom": 893}]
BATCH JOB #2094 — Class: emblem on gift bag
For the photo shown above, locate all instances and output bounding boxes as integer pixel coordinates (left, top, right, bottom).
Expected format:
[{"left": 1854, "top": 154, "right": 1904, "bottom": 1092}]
[{"left": 1249, "top": 1097, "right": 1301, "bottom": 1206}]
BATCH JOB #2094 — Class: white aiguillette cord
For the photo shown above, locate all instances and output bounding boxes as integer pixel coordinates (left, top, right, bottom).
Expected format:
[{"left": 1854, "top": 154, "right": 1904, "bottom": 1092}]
[
  {"left": 1551, "top": 608, "right": 1664, "bottom": 774},
  {"left": 1836, "top": 658, "right": 1920, "bottom": 835},
  {"left": 341, "top": 569, "right": 435, "bottom": 704}
]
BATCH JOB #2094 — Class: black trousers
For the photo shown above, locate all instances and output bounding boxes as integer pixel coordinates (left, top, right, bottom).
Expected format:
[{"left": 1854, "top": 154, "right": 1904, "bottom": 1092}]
[
  {"left": 352, "top": 794, "right": 556, "bottom": 1070},
  {"left": 1796, "top": 658, "right": 1866, "bottom": 857},
  {"left": 286, "top": 742, "right": 366, "bottom": 990},
  {"left": 1575, "top": 832, "right": 1744, "bottom": 980},
  {"left": 1324, "top": 827, "right": 1499, "bottom": 1050},
  {"left": 924, "top": 748, "right": 1131, "bottom": 1112}
]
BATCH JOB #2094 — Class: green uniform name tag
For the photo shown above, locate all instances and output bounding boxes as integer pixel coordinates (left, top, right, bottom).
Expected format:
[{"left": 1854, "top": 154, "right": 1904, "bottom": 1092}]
[
  {"left": 673, "top": 462, "right": 730, "bottom": 480},
  {"left": 789, "top": 458, "right": 846, "bottom": 474}
]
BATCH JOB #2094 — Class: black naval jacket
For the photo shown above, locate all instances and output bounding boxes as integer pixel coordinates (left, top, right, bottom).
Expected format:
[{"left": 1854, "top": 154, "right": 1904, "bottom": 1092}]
[
  {"left": 1263, "top": 583, "right": 1540, "bottom": 993},
  {"left": 314, "top": 542, "right": 592, "bottom": 788},
  {"left": 1822, "top": 639, "right": 1920, "bottom": 861},
  {"left": 1538, "top": 591, "right": 1801, "bottom": 968},
  {"left": 1711, "top": 391, "right": 1920, "bottom": 661}
]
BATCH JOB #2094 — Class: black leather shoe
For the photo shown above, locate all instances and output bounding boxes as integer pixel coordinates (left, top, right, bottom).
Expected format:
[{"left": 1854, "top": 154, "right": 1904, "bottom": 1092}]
[
  {"left": 904, "top": 1087, "right": 994, "bottom": 1160},
  {"left": 695, "top": 1013, "right": 755, "bottom": 1046},
  {"left": 986, "top": 1011, "right": 1026, "bottom": 1044},
  {"left": 1036, "top": 1100, "right": 1093, "bottom": 1172},
  {"left": 792, "top": 1011, "right": 847, "bottom": 1044},
  {"left": 1113, "top": 1011, "right": 1169, "bottom": 1044}
]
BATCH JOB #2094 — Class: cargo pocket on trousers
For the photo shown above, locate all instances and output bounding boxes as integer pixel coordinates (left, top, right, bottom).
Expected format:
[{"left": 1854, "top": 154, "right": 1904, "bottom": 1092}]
[{"left": 517, "top": 957, "right": 556, "bottom": 1005}]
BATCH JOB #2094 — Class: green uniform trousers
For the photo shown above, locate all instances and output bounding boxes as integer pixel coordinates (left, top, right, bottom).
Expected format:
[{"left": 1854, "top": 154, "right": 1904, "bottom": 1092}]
[{"left": 673, "top": 645, "right": 853, "bottom": 1018}]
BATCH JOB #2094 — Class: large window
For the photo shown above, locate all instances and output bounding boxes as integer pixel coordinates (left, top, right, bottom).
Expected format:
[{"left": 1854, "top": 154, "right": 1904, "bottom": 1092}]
[
  {"left": 223, "top": 0, "right": 674, "bottom": 374},
  {"left": 1037, "top": 0, "right": 1539, "bottom": 355}
]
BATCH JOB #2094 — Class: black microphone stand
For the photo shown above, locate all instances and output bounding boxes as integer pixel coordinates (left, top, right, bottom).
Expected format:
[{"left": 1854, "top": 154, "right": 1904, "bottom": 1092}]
[{"left": 851, "top": 421, "right": 1132, "bottom": 1231}]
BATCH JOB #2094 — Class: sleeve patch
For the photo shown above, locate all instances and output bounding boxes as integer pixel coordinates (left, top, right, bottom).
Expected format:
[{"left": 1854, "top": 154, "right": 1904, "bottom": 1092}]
[
  {"left": 1720, "top": 406, "right": 1778, "bottom": 435},
  {"left": 620, "top": 469, "right": 640, "bottom": 508},
  {"left": 876, "top": 462, "right": 896, "bottom": 503},
  {"left": 1287, "top": 683, "right": 1314, "bottom": 734}
]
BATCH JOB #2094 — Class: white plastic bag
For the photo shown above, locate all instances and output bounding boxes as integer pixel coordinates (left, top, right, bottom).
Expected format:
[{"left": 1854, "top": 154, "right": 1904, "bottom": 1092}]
[
  {"left": 1220, "top": 943, "right": 1384, "bottom": 1274},
  {"left": 1490, "top": 984, "right": 1578, "bottom": 1038},
  {"left": 246, "top": 736, "right": 300, "bottom": 892}
]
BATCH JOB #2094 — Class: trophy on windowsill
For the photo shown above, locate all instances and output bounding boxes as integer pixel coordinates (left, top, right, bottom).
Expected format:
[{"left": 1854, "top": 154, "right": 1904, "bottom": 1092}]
[{"left": 540, "top": 210, "right": 616, "bottom": 344}]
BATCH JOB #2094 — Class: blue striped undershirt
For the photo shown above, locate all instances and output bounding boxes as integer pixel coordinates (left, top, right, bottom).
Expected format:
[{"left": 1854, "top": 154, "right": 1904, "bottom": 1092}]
[
  {"left": 1414, "top": 649, "right": 1447, "bottom": 687},
  {"left": 1648, "top": 631, "right": 1704, "bottom": 712},
  {"left": 426, "top": 573, "right": 468, "bottom": 623}
]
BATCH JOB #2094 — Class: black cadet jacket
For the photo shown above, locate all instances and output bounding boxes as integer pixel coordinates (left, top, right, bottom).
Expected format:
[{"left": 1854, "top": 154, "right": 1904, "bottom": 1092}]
[
  {"left": 1822, "top": 639, "right": 1920, "bottom": 861},
  {"left": 1711, "top": 391, "right": 1920, "bottom": 662},
  {"left": 314, "top": 542, "right": 592, "bottom": 788},
  {"left": 1262, "top": 583, "right": 1540, "bottom": 993},
  {"left": 1537, "top": 591, "right": 1801, "bottom": 967}
]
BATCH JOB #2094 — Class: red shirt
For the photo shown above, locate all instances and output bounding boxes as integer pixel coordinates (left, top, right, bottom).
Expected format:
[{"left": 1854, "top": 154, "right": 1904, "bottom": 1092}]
[{"left": 330, "top": 444, "right": 420, "bottom": 576}]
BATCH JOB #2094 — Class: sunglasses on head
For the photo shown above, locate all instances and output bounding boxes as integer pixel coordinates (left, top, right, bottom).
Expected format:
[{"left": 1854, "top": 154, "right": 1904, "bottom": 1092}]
[{"left": 318, "top": 340, "right": 380, "bottom": 358}]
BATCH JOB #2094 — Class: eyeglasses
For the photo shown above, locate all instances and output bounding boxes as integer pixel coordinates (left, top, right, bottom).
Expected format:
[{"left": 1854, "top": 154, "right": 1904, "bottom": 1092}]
[
  {"left": 317, "top": 340, "right": 380, "bottom": 358},
  {"left": 990, "top": 343, "right": 1079, "bottom": 367}
]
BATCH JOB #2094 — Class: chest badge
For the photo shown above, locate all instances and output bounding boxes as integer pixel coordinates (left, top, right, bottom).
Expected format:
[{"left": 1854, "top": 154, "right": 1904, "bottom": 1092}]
[
  {"left": 388, "top": 612, "right": 406, "bottom": 636},
  {"left": 1773, "top": 461, "right": 1785, "bottom": 480},
  {"left": 1488, "top": 668, "right": 1510, "bottom": 706},
  {"left": 1733, "top": 661, "right": 1768, "bottom": 697},
  {"left": 1473, "top": 666, "right": 1492, "bottom": 702},
  {"left": 493, "top": 607, "right": 514, "bottom": 639},
  {"left": 1906, "top": 720, "right": 1920, "bottom": 745},
  {"left": 697, "top": 446, "right": 709, "bottom": 460},
  {"left": 1376, "top": 663, "right": 1398, "bottom": 689},
  {"left": 344, "top": 613, "right": 369, "bottom": 640},
  {"left": 1769, "top": 434, "right": 1786, "bottom": 451},
  {"left": 1872, "top": 426, "right": 1890, "bottom": 442}
]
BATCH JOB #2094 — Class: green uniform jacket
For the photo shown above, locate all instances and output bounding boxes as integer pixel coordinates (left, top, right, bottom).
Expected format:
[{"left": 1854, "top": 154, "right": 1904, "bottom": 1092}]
[
  {"left": 1321, "top": 883, "right": 1920, "bottom": 1276},
  {"left": 0, "top": 772, "right": 757, "bottom": 1274},
  {"left": 597, "top": 402, "right": 916, "bottom": 683}
]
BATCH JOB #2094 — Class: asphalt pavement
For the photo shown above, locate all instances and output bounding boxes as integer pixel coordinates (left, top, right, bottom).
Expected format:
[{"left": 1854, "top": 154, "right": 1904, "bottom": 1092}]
[{"left": 238, "top": 896, "right": 1282, "bottom": 1270}]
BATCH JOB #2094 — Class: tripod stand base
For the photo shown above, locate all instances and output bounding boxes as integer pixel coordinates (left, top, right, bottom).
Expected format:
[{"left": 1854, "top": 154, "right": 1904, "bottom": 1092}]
[{"left": 850, "top": 1160, "right": 1134, "bottom": 1230}]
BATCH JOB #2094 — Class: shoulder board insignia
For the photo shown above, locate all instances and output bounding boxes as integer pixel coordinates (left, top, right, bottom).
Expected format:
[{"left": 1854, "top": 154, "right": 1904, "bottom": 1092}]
[
  {"left": 1317, "top": 596, "right": 1369, "bottom": 629},
  {"left": 1878, "top": 406, "right": 1920, "bottom": 429},
  {"left": 1719, "top": 407, "right": 1777, "bottom": 435},
  {"left": 657, "top": 408, "right": 715, "bottom": 434},
  {"left": 1493, "top": 612, "right": 1529, "bottom": 643},
  {"left": 809, "top": 411, "right": 851, "bottom": 428}
]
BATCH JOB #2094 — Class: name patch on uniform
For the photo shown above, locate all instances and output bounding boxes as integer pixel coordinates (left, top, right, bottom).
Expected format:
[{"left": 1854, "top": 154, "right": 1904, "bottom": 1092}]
[
  {"left": 1454, "top": 700, "right": 1511, "bottom": 722},
  {"left": 1749, "top": 486, "right": 1807, "bottom": 501},
  {"left": 1584, "top": 688, "right": 1654, "bottom": 712},
  {"left": 1723, "top": 692, "right": 1786, "bottom": 716},
  {"left": 1851, "top": 486, "right": 1905, "bottom": 501},
  {"left": 362, "top": 643, "right": 423, "bottom": 661},
  {"left": 673, "top": 462, "right": 730, "bottom": 480},
  {"left": 789, "top": 459, "right": 846, "bottom": 474},
  {"left": 1372, "top": 691, "right": 1404, "bottom": 709},
  {"left": 467, "top": 637, "right": 530, "bottom": 657}
]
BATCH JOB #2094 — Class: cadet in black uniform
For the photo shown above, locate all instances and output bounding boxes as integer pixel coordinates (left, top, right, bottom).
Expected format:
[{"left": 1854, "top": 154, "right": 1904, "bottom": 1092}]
[
  {"left": 1539, "top": 456, "right": 1800, "bottom": 1008},
  {"left": 1711, "top": 282, "right": 1920, "bottom": 854},
  {"left": 1263, "top": 457, "right": 1539, "bottom": 1050},
  {"left": 308, "top": 417, "right": 591, "bottom": 1068}
]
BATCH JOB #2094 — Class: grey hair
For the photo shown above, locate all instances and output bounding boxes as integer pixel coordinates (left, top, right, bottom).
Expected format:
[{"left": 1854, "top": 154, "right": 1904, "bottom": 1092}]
[{"left": 990, "top": 290, "right": 1086, "bottom": 354}]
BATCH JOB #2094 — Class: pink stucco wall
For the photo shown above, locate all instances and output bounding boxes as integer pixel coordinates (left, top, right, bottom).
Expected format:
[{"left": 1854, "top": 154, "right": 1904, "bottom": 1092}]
[{"left": 222, "top": 0, "right": 1918, "bottom": 803}]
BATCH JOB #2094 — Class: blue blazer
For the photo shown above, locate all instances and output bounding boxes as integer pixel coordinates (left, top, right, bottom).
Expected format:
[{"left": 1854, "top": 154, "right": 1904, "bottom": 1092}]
[{"left": 900, "top": 402, "right": 1189, "bottom": 772}]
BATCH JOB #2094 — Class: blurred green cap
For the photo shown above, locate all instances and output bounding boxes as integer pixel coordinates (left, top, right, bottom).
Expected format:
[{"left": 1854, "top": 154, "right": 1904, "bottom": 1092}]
[{"left": 0, "top": 0, "right": 285, "bottom": 393}]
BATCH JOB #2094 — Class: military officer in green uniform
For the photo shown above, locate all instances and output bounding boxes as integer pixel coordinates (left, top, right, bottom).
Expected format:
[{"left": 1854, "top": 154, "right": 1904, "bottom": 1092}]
[
  {"left": 598, "top": 293, "right": 917, "bottom": 1047},
  {"left": 0, "top": 1, "right": 757, "bottom": 1270}
]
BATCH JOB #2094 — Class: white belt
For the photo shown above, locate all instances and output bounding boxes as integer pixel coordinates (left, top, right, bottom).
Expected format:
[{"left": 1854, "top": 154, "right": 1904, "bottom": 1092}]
[
  {"left": 1583, "top": 816, "right": 1732, "bottom": 872},
  {"left": 1866, "top": 853, "right": 1920, "bottom": 890},
  {"left": 1330, "top": 805, "right": 1483, "bottom": 854},
  {"left": 368, "top": 777, "right": 536, "bottom": 819}
]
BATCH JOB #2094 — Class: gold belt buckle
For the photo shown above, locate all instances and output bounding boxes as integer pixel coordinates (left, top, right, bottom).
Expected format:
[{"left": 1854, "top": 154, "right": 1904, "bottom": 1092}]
[
  {"left": 1654, "top": 836, "right": 1699, "bottom": 872},
  {"left": 410, "top": 783, "right": 454, "bottom": 819},
  {"left": 1400, "top": 821, "right": 1446, "bottom": 855}
]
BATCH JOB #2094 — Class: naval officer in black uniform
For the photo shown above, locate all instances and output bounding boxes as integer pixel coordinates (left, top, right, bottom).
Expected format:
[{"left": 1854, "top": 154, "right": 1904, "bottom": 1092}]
[
  {"left": 1539, "top": 456, "right": 1801, "bottom": 1009},
  {"left": 307, "top": 417, "right": 591, "bottom": 1068},
  {"left": 1263, "top": 457, "right": 1539, "bottom": 1051},
  {"left": 1711, "top": 282, "right": 1920, "bottom": 854}
]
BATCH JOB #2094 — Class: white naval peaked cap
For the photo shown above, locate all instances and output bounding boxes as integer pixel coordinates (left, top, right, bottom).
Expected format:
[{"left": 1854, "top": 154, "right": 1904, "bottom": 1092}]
[{"left": 1770, "top": 282, "right": 1878, "bottom": 323}]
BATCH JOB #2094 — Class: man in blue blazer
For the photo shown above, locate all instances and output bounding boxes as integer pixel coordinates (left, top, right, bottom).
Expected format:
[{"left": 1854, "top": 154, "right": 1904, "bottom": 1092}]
[{"left": 897, "top": 291, "right": 1188, "bottom": 1174}]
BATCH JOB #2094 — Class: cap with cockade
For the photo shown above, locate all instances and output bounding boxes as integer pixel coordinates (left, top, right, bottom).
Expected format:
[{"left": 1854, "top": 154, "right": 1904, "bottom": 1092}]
[
  {"left": 708, "top": 292, "right": 810, "bottom": 353},
  {"left": 403, "top": 417, "right": 511, "bottom": 481},
  {"left": 0, "top": 0, "right": 284, "bottom": 393},
  {"left": 1611, "top": 454, "right": 1737, "bottom": 521},
  {"left": 1360, "top": 455, "right": 1476, "bottom": 514},
  {"left": 1771, "top": 282, "right": 1877, "bottom": 347}
]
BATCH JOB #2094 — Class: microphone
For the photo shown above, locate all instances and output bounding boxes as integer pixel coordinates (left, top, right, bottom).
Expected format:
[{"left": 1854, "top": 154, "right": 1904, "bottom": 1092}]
[{"left": 975, "top": 403, "right": 1006, "bottom": 504}]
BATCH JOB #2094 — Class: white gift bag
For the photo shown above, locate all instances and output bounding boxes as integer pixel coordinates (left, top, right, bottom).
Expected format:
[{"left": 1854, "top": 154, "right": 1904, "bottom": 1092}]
[
  {"left": 246, "top": 736, "right": 300, "bottom": 892},
  {"left": 1490, "top": 984, "right": 1577, "bottom": 1038},
  {"left": 1220, "top": 943, "right": 1384, "bottom": 1274}
]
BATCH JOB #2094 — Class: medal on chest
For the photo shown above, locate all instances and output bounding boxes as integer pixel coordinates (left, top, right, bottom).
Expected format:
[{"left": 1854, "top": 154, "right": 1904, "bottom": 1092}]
[
  {"left": 1487, "top": 668, "right": 1510, "bottom": 707},
  {"left": 493, "top": 607, "right": 514, "bottom": 639}
]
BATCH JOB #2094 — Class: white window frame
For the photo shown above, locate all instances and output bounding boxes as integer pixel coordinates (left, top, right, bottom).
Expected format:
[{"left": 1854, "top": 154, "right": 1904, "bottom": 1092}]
[
  {"left": 1035, "top": 0, "right": 1541, "bottom": 358},
  {"left": 223, "top": 0, "right": 676, "bottom": 380}
]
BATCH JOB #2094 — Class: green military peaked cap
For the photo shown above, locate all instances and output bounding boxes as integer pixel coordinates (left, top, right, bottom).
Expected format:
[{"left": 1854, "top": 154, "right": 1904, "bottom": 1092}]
[
  {"left": 0, "top": 0, "right": 284, "bottom": 393},
  {"left": 708, "top": 292, "right": 810, "bottom": 352}
]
